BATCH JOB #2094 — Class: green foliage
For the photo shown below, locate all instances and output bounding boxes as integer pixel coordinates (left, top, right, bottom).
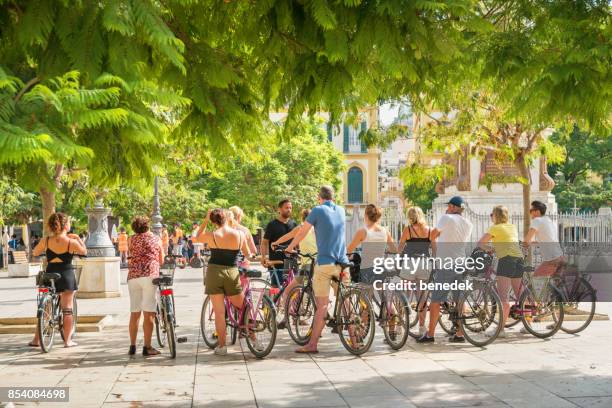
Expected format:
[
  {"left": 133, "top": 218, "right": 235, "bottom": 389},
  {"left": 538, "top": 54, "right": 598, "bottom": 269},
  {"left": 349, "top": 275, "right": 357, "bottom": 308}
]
[
  {"left": 0, "top": 176, "right": 40, "bottom": 225},
  {"left": 400, "top": 163, "right": 448, "bottom": 211}
]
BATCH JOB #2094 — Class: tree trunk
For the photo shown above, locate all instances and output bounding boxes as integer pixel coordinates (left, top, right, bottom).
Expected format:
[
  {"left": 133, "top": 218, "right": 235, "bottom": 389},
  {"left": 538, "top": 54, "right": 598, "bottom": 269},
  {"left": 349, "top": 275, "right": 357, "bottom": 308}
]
[
  {"left": 40, "top": 187, "right": 56, "bottom": 237},
  {"left": 516, "top": 155, "right": 531, "bottom": 237}
]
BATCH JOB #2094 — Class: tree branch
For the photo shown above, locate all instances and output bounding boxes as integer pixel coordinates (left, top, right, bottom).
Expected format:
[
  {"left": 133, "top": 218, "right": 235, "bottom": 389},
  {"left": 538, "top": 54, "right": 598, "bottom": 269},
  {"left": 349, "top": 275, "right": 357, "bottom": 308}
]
[{"left": 14, "top": 77, "right": 40, "bottom": 103}]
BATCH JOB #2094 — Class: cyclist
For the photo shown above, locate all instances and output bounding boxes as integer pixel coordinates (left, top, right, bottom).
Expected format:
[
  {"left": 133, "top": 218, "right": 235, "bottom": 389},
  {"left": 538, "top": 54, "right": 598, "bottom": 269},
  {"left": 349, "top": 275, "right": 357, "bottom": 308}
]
[
  {"left": 398, "top": 206, "right": 435, "bottom": 337},
  {"left": 195, "top": 209, "right": 253, "bottom": 356},
  {"left": 523, "top": 200, "right": 565, "bottom": 277},
  {"left": 229, "top": 206, "right": 258, "bottom": 256},
  {"left": 127, "top": 216, "right": 164, "bottom": 357},
  {"left": 347, "top": 204, "right": 397, "bottom": 284},
  {"left": 417, "top": 196, "right": 473, "bottom": 344},
  {"left": 261, "top": 200, "right": 297, "bottom": 288},
  {"left": 29, "top": 213, "right": 87, "bottom": 348},
  {"left": 477, "top": 205, "right": 523, "bottom": 338},
  {"left": 285, "top": 186, "right": 350, "bottom": 354},
  {"left": 272, "top": 208, "right": 318, "bottom": 328}
]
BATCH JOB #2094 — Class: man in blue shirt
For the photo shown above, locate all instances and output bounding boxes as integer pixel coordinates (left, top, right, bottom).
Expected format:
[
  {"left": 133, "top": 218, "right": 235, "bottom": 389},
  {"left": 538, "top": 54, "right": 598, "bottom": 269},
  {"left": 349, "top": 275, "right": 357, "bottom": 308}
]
[{"left": 286, "top": 185, "right": 350, "bottom": 353}]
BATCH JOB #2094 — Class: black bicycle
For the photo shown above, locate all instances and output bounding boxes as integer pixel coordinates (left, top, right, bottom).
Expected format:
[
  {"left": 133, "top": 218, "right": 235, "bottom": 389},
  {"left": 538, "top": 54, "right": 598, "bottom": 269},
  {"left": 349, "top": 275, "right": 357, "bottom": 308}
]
[
  {"left": 36, "top": 267, "right": 80, "bottom": 353},
  {"left": 285, "top": 254, "right": 376, "bottom": 355},
  {"left": 153, "top": 257, "right": 186, "bottom": 358}
]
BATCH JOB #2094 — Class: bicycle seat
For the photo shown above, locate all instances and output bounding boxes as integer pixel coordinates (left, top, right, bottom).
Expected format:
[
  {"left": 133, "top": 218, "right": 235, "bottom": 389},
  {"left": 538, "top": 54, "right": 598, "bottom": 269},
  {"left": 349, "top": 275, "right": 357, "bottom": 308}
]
[
  {"left": 241, "top": 269, "right": 262, "bottom": 278},
  {"left": 43, "top": 273, "right": 62, "bottom": 281},
  {"left": 152, "top": 276, "right": 173, "bottom": 286}
]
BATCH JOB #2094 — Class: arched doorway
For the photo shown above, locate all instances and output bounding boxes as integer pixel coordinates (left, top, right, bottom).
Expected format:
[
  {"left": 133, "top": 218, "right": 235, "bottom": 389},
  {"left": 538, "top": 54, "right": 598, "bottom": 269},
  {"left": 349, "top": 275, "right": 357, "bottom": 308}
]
[{"left": 347, "top": 166, "right": 364, "bottom": 203}]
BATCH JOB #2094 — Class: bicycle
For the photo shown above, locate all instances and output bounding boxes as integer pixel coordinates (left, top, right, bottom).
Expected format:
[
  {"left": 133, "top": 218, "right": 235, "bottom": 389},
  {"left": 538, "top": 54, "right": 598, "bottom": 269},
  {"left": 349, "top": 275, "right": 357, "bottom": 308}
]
[
  {"left": 555, "top": 266, "right": 596, "bottom": 334},
  {"left": 358, "top": 253, "right": 410, "bottom": 350},
  {"left": 285, "top": 254, "right": 376, "bottom": 355},
  {"left": 200, "top": 268, "right": 277, "bottom": 358},
  {"left": 35, "top": 258, "right": 83, "bottom": 353},
  {"left": 153, "top": 259, "right": 186, "bottom": 358}
]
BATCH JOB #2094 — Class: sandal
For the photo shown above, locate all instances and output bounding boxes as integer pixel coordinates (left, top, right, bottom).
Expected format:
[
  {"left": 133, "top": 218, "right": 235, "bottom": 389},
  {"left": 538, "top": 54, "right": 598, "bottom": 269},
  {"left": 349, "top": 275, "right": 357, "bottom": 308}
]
[
  {"left": 28, "top": 341, "right": 39, "bottom": 347},
  {"left": 143, "top": 346, "right": 161, "bottom": 356},
  {"left": 295, "top": 347, "right": 318, "bottom": 354}
]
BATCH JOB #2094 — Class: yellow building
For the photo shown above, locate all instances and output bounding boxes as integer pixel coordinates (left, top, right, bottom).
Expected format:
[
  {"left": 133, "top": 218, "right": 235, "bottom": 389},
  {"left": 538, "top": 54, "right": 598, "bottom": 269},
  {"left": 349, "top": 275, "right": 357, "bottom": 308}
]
[{"left": 326, "top": 107, "right": 379, "bottom": 209}]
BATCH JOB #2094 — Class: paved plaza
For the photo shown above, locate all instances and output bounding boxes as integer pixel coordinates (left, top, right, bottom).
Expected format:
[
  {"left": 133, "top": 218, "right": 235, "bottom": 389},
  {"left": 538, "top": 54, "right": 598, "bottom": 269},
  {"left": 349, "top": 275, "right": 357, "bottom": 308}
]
[{"left": 1, "top": 267, "right": 611, "bottom": 408}]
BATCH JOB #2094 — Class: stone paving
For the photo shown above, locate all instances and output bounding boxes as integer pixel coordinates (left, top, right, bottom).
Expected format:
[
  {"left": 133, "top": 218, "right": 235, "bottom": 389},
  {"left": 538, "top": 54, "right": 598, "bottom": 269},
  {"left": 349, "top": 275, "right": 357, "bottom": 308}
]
[{"left": 1, "top": 267, "right": 612, "bottom": 408}]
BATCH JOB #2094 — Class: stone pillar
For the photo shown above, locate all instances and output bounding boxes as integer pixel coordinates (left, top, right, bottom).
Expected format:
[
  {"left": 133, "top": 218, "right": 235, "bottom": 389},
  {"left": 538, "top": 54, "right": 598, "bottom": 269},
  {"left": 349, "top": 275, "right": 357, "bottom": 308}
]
[{"left": 77, "top": 199, "right": 121, "bottom": 298}]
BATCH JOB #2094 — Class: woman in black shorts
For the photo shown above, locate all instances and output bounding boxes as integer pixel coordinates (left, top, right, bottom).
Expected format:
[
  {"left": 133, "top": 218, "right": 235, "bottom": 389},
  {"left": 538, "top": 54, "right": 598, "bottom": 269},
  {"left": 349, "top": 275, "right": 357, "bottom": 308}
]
[{"left": 29, "top": 213, "right": 87, "bottom": 348}]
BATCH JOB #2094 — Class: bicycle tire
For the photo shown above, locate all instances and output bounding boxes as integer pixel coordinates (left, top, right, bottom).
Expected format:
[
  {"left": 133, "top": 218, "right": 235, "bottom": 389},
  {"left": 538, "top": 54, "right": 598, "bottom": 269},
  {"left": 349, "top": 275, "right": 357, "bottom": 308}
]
[
  {"left": 165, "top": 298, "right": 177, "bottom": 359},
  {"left": 244, "top": 296, "right": 277, "bottom": 359},
  {"left": 561, "top": 278, "right": 596, "bottom": 334},
  {"left": 156, "top": 304, "right": 166, "bottom": 347},
  {"left": 458, "top": 286, "right": 503, "bottom": 347},
  {"left": 504, "top": 289, "right": 522, "bottom": 328},
  {"left": 59, "top": 296, "right": 78, "bottom": 341},
  {"left": 190, "top": 257, "right": 203, "bottom": 269},
  {"left": 285, "top": 285, "right": 315, "bottom": 346},
  {"left": 381, "top": 291, "right": 410, "bottom": 350},
  {"left": 336, "top": 287, "right": 376, "bottom": 356},
  {"left": 407, "top": 289, "right": 429, "bottom": 338},
  {"left": 438, "top": 302, "right": 456, "bottom": 335},
  {"left": 37, "top": 295, "right": 55, "bottom": 353},
  {"left": 519, "top": 285, "right": 564, "bottom": 338},
  {"left": 200, "top": 296, "right": 218, "bottom": 349}
]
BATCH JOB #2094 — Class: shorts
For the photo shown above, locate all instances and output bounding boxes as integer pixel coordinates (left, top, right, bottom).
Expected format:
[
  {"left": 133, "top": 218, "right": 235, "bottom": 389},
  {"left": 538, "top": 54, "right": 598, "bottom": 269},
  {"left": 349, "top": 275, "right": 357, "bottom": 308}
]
[
  {"left": 496, "top": 256, "right": 524, "bottom": 278},
  {"left": 205, "top": 263, "right": 242, "bottom": 296},
  {"left": 313, "top": 264, "right": 350, "bottom": 297},
  {"left": 430, "top": 269, "right": 464, "bottom": 303},
  {"left": 45, "top": 264, "right": 78, "bottom": 293},
  {"left": 534, "top": 257, "right": 566, "bottom": 277},
  {"left": 128, "top": 276, "right": 158, "bottom": 312}
]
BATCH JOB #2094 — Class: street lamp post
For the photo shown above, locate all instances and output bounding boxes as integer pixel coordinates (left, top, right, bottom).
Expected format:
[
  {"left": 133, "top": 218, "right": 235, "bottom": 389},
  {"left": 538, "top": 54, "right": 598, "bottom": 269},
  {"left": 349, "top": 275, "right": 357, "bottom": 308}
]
[{"left": 151, "top": 176, "right": 163, "bottom": 237}]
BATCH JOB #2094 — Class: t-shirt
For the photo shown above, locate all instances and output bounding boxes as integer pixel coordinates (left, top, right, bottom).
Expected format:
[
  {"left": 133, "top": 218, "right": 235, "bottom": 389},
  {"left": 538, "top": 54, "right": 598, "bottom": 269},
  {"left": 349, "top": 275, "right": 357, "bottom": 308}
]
[
  {"left": 306, "top": 201, "right": 349, "bottom": 265},
  {"left": 487, "top": 223, "right": 523, "bottom": 259},
  {"left": 264, "top": 218, "right": 297, "bottom": 262},
  {"left": 530, "top": 216, "right": 563, "bottom": 261},
  {"left": 435, "top": 214, "right": 473, "bottom": 261}
]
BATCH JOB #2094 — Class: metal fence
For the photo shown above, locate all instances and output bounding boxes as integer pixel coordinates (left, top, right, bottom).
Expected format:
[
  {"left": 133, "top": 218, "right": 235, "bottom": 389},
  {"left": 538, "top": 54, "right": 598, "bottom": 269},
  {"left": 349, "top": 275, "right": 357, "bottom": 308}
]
[{"left": 347, "top": 205, "right": 612, "bottom": 246}]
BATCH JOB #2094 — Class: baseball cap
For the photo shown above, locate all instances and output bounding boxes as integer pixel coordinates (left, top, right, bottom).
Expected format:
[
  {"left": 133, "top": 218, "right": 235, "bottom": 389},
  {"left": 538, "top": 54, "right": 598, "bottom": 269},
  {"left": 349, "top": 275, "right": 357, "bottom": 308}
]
[{"left": 446, "top": 196, "right": 466, "bottom": 208}]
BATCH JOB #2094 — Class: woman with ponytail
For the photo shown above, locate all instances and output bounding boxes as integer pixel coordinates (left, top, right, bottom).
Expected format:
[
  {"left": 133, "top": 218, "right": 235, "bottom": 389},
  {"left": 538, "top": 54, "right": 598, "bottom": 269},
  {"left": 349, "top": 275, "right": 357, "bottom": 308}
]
[{"left": 29, "top": 212, "right": 87, "bottom": 348}]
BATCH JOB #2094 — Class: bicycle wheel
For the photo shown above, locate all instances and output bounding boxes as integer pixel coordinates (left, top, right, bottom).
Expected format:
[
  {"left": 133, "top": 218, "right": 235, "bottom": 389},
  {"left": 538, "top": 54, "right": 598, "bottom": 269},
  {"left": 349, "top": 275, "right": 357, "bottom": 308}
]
[
  {"left": 190, "top": 257, "right": 203, "bottom": 268},
  {"left": 285, "top": 285, "right": 315, "bottom": 346},
  {"left": 505, "top": 289, "right": 522, "bottom": 328},
  {"left": 59, "top": 296, "right": 78, "bottom": 341},
  {"left": 244, "top": 296, "right": 277, "bottom": 358},
  {"left": 458, "top": 285, "right": 503, "bottom": 347},
  {"left": 336, "top": 287, "right": 376, "bottom": 356},
  {"left": 200, "top": 296, "right": 218, "bottom": 349},
  {"left": 438, "top": 302, "right": 456, "bottom": 335},
  {"left": 164, "top": 298, "right": 177, "bottom": 358},
  {"left": 519, "top": 285, "right": 564, "bottom": 338},
  {"left": 155, "top": 304, "right": 167, "bottom": 347},
  {"left": 407, "top": 289, "right": 429, "bottom": 338},
  {"left": 381, "top": 291, "right": 410, "bottom": 350},
  {"left": 37, "top": 296, "right": 56, "bottom": 353},
  {"left": 561, "top": 278, "right": 596, "bottom": 334}
]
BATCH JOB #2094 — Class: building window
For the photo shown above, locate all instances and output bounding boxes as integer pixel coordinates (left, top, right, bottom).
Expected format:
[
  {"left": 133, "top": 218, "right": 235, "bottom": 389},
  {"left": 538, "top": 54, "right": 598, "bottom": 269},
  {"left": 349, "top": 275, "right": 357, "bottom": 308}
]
[{"left": 347, "top": 167, "right": 364, "bottom": 203}]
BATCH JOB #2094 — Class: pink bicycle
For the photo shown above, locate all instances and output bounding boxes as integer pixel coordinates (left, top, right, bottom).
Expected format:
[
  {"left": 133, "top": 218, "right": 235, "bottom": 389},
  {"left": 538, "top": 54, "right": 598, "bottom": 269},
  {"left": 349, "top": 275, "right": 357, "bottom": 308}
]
[{"left": 200, "top": 269, "right": 277, "bottom": 358}]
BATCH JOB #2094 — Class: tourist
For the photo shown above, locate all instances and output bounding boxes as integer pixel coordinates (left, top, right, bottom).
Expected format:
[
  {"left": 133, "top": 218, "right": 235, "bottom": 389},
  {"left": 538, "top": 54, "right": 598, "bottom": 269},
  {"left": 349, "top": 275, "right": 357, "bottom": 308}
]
[
  {"left": 161, "top": 225, "right": 170, "bottom": 256},
  {"left": 29, "top": 213, "right": 87, "bottom": 348},
  {"left": 523, "top": 200, "right": 565, "bottom": 276},
  {"left": 228, "top": 206, "right": 258, "bottom": 256},
  {"left": 285, "top": 186, "right": 350, "bottom": 353},
  {"left": 118, "top": 227, "right": 129, "bottom": 266},
  {"left": 398, "top": 206, "right": 436, "bottom": 336},
  {"left": 417, "top": 196, "right": 473, "bottom": 343},
  {"left": 194, "top": 209, "right": 253, "bottom": 356},
  {"left": 172, "top": 223, "right": 184, "bottom": 244},
  {"left": 261, "top": 200, "right": 297, "bottom": 287},
  {"left": 127, "top": 216, "right": 164, "bottom": 357},
  {"left": 477, "top": 205, "right": 523, "bottom": 338},
  {"left": 347, "top": 204, "right": 397, "bottom": 284},
  {"left": 271, "top": 208, "right": 318, "bottom": 329}
]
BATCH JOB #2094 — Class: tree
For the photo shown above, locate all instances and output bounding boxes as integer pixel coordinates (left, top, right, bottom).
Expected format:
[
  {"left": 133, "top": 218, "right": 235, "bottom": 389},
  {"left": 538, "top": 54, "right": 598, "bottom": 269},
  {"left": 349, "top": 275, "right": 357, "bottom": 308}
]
[
  {"left": 0, "top": 176, "right": 39, "bottom": 226},
  {"left": 549, "top": 125, "right": 612, "bottom": 211}
]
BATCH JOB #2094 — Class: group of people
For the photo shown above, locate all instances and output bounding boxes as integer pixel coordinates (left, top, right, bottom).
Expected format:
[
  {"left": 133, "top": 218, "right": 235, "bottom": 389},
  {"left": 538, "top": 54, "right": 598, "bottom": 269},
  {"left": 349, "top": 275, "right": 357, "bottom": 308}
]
[{"left": 26, "top": 184, "right": 565, "bottom": 356}]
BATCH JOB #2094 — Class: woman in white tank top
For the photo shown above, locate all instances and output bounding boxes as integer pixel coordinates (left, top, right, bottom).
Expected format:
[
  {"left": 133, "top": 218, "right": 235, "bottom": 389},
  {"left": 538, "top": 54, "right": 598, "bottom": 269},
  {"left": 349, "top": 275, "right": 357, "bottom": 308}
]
[{"left": 347, "top": 204, "right": 396, "bottom": 283}]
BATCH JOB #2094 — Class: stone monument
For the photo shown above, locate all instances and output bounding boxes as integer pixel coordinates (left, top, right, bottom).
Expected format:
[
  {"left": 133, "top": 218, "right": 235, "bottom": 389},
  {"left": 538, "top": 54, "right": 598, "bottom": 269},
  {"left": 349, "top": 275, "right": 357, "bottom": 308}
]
[{"left": 76, "top": 198, "right": 121, "bottom": 298}]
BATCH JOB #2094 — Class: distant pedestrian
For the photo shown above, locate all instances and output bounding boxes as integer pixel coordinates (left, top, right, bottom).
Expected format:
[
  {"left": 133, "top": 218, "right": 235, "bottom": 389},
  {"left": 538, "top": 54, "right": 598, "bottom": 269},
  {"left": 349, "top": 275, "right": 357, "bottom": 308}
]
[{"left": 118, "top": 228, "right": 129, "bottom": 266}]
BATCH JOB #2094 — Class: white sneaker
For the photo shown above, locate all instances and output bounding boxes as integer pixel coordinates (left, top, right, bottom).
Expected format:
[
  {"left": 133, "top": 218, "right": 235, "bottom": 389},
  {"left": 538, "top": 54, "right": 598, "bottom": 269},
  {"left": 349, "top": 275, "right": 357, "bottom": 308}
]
[
  {"left": 418, "top": 325, "right": 427, "bottom": 336},
  {"left": 214, "top": 346, "right": 227, "bottom": 356}
]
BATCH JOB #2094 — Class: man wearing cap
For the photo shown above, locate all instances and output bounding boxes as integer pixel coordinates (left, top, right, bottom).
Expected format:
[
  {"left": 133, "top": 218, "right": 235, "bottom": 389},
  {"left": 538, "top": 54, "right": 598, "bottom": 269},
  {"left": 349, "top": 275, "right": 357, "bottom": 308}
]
[{"left": 417, "top": 196, "right": 473, "bottom": 343}]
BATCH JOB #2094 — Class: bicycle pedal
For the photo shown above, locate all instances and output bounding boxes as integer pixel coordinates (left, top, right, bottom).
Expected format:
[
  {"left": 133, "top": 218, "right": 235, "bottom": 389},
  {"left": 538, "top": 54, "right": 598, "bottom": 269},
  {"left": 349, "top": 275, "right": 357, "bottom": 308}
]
[{"left": 177, "top": 336, "right": 188, "bottom": 343}]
